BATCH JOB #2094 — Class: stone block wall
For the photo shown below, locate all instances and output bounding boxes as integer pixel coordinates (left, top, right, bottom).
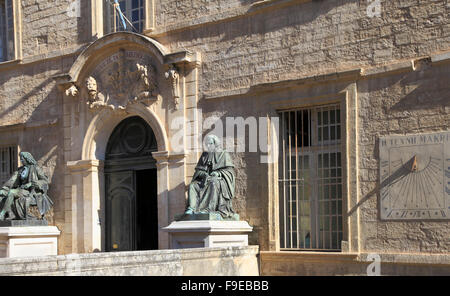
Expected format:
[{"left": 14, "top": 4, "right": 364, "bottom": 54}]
[
  {"left": 152, "top": 0, "right": 450, "bottom": 98},
  {"left": 0, "top": 0, "right": 449, "bottom": 259},
  {"left": 357, "top": 62, "right": 450, "bottom": 254},
  {"left": 150, "top": 0, "right": 450, "bottom": 254},
  {"left": 21, "top": 0, "right": 90, "bottom": 58},
  {"left": 260, "top": 251, "right": 450, "bottom": 276}
]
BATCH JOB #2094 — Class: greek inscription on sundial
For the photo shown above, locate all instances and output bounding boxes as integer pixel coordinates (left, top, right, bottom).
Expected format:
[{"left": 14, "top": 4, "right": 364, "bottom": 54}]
[{"left": 379, "top": 131, "right": 450, "bottom": 220}]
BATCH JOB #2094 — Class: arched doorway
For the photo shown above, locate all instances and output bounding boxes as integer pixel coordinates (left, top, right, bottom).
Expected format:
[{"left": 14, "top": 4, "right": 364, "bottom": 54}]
[{"left": 104, "top": 116, "right": 158, "bottom": 251}]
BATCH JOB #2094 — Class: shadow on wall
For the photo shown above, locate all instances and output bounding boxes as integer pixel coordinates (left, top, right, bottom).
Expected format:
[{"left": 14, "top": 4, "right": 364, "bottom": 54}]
[
  {"left": 391, "top": 62, "right": 450, "bottom": 111},
  {"left": 348, "top": 63, "right": 450, "bottom": 220},
  {"left": 169, "top": 0, "right": 355, "bottom": 44},
  {"left": 229, "top": 0, "right": 348, "bottom": 42},
  {"left": 0, "top": 76, "right": 53, "bottom": 122}
]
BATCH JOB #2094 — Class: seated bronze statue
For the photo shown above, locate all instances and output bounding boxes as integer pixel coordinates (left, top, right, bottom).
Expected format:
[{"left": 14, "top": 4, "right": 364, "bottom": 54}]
[
  {"left": 0, "top": 152, "right": 53, "bottom": 221},
  {"left": 184, "top": 135, "right": 236, "bottom": 219}
]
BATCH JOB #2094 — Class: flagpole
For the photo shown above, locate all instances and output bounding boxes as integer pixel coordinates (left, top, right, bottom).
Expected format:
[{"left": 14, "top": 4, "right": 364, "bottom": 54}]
[{"left": 113, "top": 2, "right": 117, "bottom": 32}]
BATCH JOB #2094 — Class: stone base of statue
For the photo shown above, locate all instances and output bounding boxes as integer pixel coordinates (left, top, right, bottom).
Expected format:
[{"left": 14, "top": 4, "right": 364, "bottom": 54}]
[
  {"left": 0, "top": 223, "right": 60, "bottom": 258},
  {"left": 163, "top": 214, "right": 253, "bottom": 249}
]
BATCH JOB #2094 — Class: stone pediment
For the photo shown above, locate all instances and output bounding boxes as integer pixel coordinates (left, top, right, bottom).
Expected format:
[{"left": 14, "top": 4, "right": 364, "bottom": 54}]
[{"left": 58, "top": 32, "right": 201, "bottom": 111}]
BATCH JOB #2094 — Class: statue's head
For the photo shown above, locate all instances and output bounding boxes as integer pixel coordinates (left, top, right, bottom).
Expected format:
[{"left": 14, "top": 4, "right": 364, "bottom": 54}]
[
  {"left": 85, "top": 76, "right": 98, "bottom": 99},
  {"left": 19, "top": 152, "right": 37, "bottom": 166},
  {"left": 205, "top": 135, "right": 221, "bottom": 152}
]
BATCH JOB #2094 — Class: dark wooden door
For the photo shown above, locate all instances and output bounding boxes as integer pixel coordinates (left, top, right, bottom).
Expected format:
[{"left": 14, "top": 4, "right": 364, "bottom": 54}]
[
  {"left": 105, "top": 171, "right": 136, "bottom": 251},
  {"left": 105, "top": 116, "right": 158, "bottom": 252}
]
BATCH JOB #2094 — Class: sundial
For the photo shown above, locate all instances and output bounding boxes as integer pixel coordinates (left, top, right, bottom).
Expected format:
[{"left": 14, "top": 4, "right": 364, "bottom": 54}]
[{"left": 379, "top": 131, "right": 450, "bottom": 220}]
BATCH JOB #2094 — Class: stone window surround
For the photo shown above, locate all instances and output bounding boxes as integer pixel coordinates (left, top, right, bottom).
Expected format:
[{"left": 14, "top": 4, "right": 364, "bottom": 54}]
[
  {"left": 0, "top": 0, "right": 22, "bottom": 65},
  {"left": 277, "top": 103, "right": 344, "bottom": 251},
  {"left": 91, "top": 0, "right": 155, "bottom": 38},
  {"left": 265, "top": 79, "right": 358, "bottom": 253}
]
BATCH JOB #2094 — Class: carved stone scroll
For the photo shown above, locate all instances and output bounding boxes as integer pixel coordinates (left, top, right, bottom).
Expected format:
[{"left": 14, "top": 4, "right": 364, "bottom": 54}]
[
  {"left": 165, "top": 65, "right": 180, "bottom": 110},
  {"left": 65, "top": 84, "right": 79, "bottom": 97}
]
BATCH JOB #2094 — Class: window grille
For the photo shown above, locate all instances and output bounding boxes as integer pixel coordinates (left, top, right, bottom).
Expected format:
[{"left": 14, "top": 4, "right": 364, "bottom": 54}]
[
  {"left": 0, "top": 0, "right": 14, "bottom": 62},
  {"left": 279, "top": 104, "right": 343, "bottom": 251},
  {"left": 105, "top": 0, "right": 144, "bottom": 33},
  {"left": 0, "top": 146, "right": 17, "bottom": 186}
]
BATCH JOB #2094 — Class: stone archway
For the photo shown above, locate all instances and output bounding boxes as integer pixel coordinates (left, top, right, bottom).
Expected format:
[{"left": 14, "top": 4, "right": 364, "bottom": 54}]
[
  {"left": 58, "top": 32, "right": 201, "bottom": 254},
  {"left": 74, "top": 105, "right": 170, "bottom": 252}
]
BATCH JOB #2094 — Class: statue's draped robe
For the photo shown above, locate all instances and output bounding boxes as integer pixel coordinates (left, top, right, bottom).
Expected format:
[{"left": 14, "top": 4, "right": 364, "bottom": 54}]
[
  {"left": 188, "top": 151, "right": 235, "bottom": 218},
  {"left": 1, "top": 164, "right": 53, "bottom": 219}
]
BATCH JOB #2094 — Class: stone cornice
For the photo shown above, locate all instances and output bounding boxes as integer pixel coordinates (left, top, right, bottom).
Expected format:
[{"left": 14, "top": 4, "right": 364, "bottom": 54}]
[
  {"left": 204, "top": 49, "right": 450, "bottom": 100},
  {"left": 152, "top": 150, "right": 187, "bottom": 165},
  {"left": 66, "top": 159, "right": 104, "bottom": 172},
  {"left": 0, "top": 119, "right": 58, "bottom": 132}
]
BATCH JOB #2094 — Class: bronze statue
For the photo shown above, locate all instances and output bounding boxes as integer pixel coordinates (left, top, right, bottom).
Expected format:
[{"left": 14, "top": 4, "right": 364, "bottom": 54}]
[
  {"left": 184, "top": 135, "right": 236, "bottom": 219},
  {"left": 0, "top": 152, "right": 53, "bottom": 221}
]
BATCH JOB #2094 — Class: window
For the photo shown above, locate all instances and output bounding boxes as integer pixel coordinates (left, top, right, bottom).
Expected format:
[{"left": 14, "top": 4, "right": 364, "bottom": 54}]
[
  {"left": 0, "top": 0, "right": 14, "bottom": 62},
  {"left": 0, "top": 146, "right": 17, "bottom": 185},
  {"left": 104, "top": 0, "right": 145, "bottom": 34},
  {"left": 279, "top": 104, "right": 343, "bottom": 251}
]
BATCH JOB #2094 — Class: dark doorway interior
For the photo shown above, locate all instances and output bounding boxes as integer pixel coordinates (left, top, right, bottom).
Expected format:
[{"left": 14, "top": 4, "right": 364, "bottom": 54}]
[
  {"left": 105, "top": 116, "right": 158, "bottom": 252},
  {"left": 136, "top": 169, "right": 158, "bottom": 250}
]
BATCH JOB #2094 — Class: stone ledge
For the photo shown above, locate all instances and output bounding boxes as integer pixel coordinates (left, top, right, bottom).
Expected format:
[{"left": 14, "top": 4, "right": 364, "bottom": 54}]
[
  {"left": 431, "top": 51, "right": 450, "bottom": 65},
  {"left": 163, "top": 220, "right": 253, "bottom": 233},
  {"left": 260, "top": 251, "right": 359, "bottom": 264},
  {"left": 0, "top": 246, "right": 259, "bottom": 276},
  {"left": 203, "top": 68, "right": 361, "bottom": 100},
  {"left": 0, "top": 226, "right": 60, "bottom": 237},
  {"left": 260, "top": 251, "right": 450, "bottom": 266},
  {"left": 359, "top": 252, "right": 450, "bottom": 266},
  {"left": 0, "top": 58, "right": 22, "bottom": 72},
  {"left": 361, "top": 60, "right": 413, "bottom": 77},
  {"left": 0, "top": 118, "right": 58, "bottom": 132}
]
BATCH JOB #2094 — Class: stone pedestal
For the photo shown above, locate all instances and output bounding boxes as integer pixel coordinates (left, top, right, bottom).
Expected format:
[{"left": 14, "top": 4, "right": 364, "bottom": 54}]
[
  {"left": 0, "top": 226, "right": 60, "bottom": 258},
  {"left": 163, "top": 219, "right": 253, "bottom": 249}
]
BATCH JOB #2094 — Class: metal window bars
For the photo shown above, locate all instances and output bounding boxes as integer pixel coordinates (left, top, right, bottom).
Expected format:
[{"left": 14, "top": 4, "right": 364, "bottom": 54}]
[
  {"left": 0, "top": 146, "right": 17, "bottom": 186},
  {"left": 279, "top": 104, "right": 343, "bottom": 251}
]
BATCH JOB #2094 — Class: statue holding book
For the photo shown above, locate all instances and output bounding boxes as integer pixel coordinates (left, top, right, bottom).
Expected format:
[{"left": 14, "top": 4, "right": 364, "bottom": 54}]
[
  {"left": 0, "top": 152, "right": 53, "bottom": 221},
  {"left": 184, "top": 135, "right": 237, "bottom": 219}
]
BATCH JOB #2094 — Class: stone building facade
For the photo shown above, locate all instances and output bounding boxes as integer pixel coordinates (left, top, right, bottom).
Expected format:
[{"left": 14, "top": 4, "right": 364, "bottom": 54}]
[{"left": 0, "top": 0, "right": 449, "bottom": 275}]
